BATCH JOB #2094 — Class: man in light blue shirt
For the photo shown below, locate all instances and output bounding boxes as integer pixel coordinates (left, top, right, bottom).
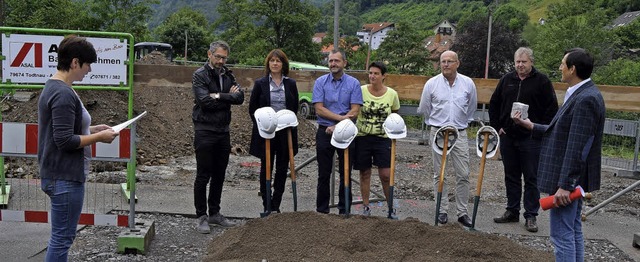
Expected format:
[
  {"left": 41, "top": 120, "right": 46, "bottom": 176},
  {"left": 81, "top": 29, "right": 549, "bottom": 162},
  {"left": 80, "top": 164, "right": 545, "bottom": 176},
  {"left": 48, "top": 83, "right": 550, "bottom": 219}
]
[
  {"left": 312, "top": 49, "right": 363, "bottom": 214},
  {"left": 417, "top": 50, "right": 477, "bottom": 227}
]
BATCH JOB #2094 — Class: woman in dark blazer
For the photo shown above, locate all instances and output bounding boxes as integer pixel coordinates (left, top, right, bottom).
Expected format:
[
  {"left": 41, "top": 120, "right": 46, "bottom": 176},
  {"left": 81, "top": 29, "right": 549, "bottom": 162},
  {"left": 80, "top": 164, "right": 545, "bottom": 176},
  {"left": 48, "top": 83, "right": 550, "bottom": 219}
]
[{"left": 249, "top": 49, "right": 299, "bottom": 213}]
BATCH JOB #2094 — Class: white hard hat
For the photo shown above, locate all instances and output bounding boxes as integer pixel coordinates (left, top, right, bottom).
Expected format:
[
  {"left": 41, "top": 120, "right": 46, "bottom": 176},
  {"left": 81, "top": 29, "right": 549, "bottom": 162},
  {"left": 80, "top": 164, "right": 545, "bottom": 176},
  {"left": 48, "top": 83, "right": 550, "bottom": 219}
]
[
  {"left": 275, "top": 109, "right": 299, "bottom": 132},
  {"left": 254, "top": 107, "right": 278, "bottom": 139},
  {"left": 476, "top": 126, "right": 500, "bottom": 158},
  {"left": 383, "top": 113, "right": 407, "bottom": 139},
  {"left": 432, "top": 125, "right": 459, "bottom": 155},
  {"left": 331, "top": 119, "right": 358, "bottom": 149}
]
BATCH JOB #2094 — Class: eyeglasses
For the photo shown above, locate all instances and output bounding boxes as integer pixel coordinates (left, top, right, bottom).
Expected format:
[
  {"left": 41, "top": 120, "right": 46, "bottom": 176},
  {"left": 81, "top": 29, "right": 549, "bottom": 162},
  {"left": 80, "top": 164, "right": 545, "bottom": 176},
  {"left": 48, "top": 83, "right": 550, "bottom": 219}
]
[
  {"left": 212, "top": 54, "right": 228, "bottom": 61},
  {"left": 440, "top": 60, "right": 457, "bottom": 65}
]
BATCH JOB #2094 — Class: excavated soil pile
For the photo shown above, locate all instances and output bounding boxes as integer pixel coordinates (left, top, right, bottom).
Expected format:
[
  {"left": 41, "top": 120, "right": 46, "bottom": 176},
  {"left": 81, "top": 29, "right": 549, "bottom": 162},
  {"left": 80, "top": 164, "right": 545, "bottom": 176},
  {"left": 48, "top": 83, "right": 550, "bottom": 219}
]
[
  {"left": 205, "top": 211, "right": 555, "bottom": 262},
  {"left": 1, "top": 86, "right": 317, "bottom": 169}
]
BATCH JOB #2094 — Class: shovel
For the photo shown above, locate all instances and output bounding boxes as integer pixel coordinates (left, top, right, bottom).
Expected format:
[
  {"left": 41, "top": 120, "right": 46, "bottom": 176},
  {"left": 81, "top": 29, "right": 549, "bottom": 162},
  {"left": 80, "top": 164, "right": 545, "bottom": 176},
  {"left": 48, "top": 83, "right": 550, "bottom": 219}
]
[
  {"left": 435, "top": 130, "right": 451, "bottom": 226},
  {"left": 388, "top": 139, "right": 397, "bottom": 219},
  {"left": 260, "top": 138, "right": 272, "bottom": 218},
  {"left": 470, "top": 132, "right": 490, "bottom": 230},
  {"left": 344, "top": 147, "right": 351, "bottom": 218},
  {"left": 286, "top": 128, "right": 298, "bottom": 211}
]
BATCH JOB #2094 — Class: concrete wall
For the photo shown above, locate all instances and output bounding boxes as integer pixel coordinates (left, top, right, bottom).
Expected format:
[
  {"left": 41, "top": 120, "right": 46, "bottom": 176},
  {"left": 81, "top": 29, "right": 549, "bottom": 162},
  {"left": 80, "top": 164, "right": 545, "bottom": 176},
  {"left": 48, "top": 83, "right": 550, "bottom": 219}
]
[{"left": 134, "top": 64, "right": 640, "bottom": 112}]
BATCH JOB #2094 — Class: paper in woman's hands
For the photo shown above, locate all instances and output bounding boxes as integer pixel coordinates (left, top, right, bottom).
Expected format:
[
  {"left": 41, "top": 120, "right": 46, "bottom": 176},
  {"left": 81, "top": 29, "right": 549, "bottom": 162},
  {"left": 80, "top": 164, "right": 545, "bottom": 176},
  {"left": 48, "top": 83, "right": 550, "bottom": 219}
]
[{"left": 112, "top": 111, "right": 147, "bottom": 133}]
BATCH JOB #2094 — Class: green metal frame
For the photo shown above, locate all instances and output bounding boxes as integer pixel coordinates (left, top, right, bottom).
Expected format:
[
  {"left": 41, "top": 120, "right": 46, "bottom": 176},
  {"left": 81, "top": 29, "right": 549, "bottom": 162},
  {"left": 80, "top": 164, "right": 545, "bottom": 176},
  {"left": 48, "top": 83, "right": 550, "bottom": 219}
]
[{"left": 0, "top": 26, "right": 137, "bottom": 204}]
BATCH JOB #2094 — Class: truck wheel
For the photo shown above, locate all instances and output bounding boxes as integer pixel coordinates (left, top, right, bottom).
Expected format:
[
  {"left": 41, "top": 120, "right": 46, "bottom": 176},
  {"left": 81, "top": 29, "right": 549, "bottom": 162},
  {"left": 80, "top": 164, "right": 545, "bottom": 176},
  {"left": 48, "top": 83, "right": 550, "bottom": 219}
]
[{"left": 299, "top": 101, "right": 313, "bottom": 119}]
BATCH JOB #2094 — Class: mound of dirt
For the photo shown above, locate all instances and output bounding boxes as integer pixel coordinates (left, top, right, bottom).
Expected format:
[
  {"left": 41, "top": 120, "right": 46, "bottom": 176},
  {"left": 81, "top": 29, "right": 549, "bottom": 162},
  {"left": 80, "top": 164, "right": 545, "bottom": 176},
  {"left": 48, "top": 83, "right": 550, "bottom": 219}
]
[{"left": 205, "top": 211, "right": 554, "bottom": 262}]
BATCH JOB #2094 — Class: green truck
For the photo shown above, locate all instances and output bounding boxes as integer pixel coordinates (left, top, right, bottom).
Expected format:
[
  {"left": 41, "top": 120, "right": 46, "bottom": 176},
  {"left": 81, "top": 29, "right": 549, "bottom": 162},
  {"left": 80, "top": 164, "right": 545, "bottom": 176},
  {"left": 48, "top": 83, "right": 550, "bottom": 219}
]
[{"left": 289, "top": 61, "right": 329, "bottom": 118}]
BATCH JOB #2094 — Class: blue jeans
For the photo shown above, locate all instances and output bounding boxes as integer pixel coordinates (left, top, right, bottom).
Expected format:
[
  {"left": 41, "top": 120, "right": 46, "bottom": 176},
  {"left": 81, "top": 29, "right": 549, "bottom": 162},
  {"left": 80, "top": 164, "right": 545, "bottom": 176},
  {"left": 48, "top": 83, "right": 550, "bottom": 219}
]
[
  {"left": 550, "top": 198, "right": 584, "bottom": 262},
  {"left": 41, "top": 179, "right": 85, "bottom": 262}
]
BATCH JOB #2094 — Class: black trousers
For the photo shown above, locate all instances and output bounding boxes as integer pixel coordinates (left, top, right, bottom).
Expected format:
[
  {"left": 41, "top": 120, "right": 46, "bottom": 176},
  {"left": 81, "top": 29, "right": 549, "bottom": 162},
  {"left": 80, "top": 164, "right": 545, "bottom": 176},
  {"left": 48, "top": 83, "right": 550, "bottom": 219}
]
[
  {"left": 315, "top": 127, "right": 353, "bottom": 214},
  {"left": 259, "top": 130, "right": 290, "bottom": 212},
  {"left": 500, "top": 135, "right": 541, "bottom": 218},
  {"left": 194, "top": 130, "right": 230, "bottom": 217}
]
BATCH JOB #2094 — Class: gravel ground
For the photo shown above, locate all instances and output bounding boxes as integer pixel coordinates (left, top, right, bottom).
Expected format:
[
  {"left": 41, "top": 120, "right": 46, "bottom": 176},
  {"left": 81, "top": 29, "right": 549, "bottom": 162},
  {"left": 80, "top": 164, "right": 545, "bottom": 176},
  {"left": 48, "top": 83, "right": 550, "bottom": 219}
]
[{"left": 64, "top": 143, "right": 638, "bottom": 262}]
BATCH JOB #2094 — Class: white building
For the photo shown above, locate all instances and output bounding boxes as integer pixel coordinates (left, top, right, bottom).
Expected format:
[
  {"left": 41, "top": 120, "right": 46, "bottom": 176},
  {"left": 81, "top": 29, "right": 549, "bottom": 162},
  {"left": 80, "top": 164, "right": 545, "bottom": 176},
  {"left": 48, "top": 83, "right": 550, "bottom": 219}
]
[{"left": 356, "top": 22, "right": 395, "bottom": 50}]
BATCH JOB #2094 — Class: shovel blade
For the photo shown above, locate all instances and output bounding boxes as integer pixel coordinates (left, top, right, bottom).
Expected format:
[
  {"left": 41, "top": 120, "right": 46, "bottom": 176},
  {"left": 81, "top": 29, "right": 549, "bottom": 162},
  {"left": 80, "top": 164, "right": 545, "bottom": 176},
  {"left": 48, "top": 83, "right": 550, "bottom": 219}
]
[
  {"left": 435, "top": 192, "right": 443, "bottom": 225},
  {"left": 471, "top": 196, "right": 481, "bottom": 229},
  {"left": 292, "top": 181, "right": 298, "bottom": 212}
]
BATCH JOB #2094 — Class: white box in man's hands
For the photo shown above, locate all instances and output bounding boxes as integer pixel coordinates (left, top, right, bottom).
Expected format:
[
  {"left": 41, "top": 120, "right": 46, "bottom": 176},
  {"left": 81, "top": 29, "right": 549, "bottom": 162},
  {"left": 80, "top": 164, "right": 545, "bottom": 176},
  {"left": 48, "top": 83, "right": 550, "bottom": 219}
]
[{"left": 511, "top": 102, "right": 529, "bottom": 120}]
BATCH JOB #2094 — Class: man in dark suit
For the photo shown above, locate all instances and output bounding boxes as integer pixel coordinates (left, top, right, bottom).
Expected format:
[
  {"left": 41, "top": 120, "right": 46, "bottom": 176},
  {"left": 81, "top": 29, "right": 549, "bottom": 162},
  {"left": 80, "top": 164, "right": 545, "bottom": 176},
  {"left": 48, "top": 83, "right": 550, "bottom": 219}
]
[{"left": 513, "top": 48, "right": 605, "bottom": 262}]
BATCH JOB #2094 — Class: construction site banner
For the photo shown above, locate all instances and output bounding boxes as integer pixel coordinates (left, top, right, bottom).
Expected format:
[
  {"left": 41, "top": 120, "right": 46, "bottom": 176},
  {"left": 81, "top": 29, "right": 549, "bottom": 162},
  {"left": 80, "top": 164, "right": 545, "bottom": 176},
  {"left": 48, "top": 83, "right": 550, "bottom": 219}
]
[{"left": 1, "top": 33, "right": 128, "bottom": 85}]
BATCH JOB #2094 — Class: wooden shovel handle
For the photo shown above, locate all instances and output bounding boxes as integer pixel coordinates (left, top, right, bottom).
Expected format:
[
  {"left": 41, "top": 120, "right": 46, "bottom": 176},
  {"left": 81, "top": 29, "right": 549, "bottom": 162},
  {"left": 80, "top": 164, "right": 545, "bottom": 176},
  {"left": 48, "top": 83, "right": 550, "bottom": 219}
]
[
  {"left": 287, "top": 129, "right": 296, "bottom": 181},
  {"left": 265, "top": 139, "right": 271, "bottom": 181},
  {"left": 475, "top": 132, "right": 490, "bottom": 196},
  {"left": 437, "top": 131, "right": 449, "bottom": 193}
]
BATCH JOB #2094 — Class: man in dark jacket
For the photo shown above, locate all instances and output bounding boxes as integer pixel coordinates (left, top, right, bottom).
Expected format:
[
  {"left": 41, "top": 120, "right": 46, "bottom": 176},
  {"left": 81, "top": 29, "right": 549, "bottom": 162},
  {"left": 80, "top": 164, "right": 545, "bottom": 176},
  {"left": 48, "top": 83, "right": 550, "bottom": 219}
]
[
  {"left": 489, "top": 47, "right": 558, "bottom": 232},
  {"left": 192, "top": 40, "right": 244, "bottom": 234}
]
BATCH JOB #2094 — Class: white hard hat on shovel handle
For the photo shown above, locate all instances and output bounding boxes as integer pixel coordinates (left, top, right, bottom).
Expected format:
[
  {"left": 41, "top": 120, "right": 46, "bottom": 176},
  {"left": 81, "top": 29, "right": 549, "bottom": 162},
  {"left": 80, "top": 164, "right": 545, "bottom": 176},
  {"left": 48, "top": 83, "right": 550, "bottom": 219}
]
[
  {"left": 476, "top": 126, "right": 500, "bottom": 158},
  {"left": 432, "top": 125, "right": 459, "bottom": 155},
  {"left": 275, "top": 109, "right": 298, "bottom": 132},
  {"left": 254, "top": 107, "right": 278, "bottom": 139}
]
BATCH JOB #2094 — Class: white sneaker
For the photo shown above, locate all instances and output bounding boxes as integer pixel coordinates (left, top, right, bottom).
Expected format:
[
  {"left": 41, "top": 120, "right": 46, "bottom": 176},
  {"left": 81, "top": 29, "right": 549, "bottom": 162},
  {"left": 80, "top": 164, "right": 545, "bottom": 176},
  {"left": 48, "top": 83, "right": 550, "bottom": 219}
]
[{"left": 196, "top": 215, "right": 211, "bottom": 234}]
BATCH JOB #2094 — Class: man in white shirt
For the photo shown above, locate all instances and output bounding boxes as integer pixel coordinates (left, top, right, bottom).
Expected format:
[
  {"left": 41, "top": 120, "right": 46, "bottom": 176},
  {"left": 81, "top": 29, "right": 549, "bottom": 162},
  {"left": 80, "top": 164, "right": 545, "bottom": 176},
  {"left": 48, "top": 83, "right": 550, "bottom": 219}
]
[{"left": 417, "top": 50, "right": 478, "bottom": 227}]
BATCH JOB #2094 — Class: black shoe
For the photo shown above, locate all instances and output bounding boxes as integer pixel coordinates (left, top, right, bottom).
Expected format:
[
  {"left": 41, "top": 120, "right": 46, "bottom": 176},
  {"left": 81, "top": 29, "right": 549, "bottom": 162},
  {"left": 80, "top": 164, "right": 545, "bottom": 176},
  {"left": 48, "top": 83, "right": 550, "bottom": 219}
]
[
  {"left": 493, "top": 210, "right": 519, "bottom": 223},
  {"left": 437, "top": 213, "right": 448, "bottom": 224},
  {"left": 458, "top": 215, "right": 472, "bottom": 227},
  {"left": 525, "top": 217, "right": 538, "bottom": 232}
]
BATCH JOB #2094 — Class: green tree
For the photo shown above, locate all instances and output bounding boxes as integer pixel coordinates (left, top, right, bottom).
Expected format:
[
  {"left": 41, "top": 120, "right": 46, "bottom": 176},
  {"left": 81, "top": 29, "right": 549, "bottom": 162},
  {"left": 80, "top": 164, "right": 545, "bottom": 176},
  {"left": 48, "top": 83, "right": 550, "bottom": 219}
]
[
  {"left": 377, "top": 21, "right": 434, "bottom": 75},
  {"left": 215, "top": 0, "right": 321, "bottom": 65},
  {"left": 154, "top": 7, "right": 213, "bottom": 62},
  {"left": 320, "top": 0, "right": 363, "bottom": 36},
  {"left": 593, "top": 58, "right": 640, "bottom": 86},
  {"left": 256, "top": 0, "right": 321, "bottom": 63},
  {"left": 613, "top": 18, "right": 640, "bottom": 50},
  {"left": 493, "top": 4, "right": 529, "bottom": 32},
  {"left": 3, "top": 0, "right": 87, "bottom": 29},
  {"left": 531, "top": 6, "right": 616, "bottom": 80},
  {"left": 452, "top": 12, "right": 525, "bottom": 78},
  {"left": 215, "top": 0, "right": 266, "bottom": 64},
  {"left": 86, "top": 0, "right": 158, "bottom": 41}
]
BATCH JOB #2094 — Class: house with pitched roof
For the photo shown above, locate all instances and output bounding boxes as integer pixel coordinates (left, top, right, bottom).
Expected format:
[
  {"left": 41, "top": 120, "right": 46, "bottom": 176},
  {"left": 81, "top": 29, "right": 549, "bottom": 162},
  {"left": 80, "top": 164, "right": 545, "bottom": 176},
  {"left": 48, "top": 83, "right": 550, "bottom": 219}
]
[
  {"left": 356, "top": 22, "right": 395, "bottom": 50},
  {"left": 609, "top": 11, "right": 640, "bottom": 28},
  {"left": 424, "top": 20, "right": 457, "bottom": 66}
]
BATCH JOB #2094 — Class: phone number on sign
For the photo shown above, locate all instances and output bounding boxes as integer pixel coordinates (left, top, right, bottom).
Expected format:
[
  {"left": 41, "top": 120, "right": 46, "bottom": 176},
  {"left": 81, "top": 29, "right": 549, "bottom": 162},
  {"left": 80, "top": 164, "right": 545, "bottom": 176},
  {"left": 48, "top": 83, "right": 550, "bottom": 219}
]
[{"left": 90, "top": 74, "right": 121, "bottom": 80}]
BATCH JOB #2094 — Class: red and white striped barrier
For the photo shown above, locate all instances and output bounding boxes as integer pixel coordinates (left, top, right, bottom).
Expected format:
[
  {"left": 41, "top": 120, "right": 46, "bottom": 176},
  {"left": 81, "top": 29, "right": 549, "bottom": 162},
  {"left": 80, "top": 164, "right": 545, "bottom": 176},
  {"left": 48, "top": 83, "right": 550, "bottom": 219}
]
[
  {"left": 0, "top": 209, "right": 129, "bottom": 227},
  {"left": 0, "top": 122, "right": 131, "bottom": 161}
]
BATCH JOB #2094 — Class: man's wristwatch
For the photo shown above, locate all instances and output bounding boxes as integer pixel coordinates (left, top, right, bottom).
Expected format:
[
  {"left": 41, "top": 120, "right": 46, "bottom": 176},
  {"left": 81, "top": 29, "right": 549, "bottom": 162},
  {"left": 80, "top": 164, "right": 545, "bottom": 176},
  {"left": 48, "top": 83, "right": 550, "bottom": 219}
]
[{"left": 214, "top": 93, "right": 220, "bottom": 99}]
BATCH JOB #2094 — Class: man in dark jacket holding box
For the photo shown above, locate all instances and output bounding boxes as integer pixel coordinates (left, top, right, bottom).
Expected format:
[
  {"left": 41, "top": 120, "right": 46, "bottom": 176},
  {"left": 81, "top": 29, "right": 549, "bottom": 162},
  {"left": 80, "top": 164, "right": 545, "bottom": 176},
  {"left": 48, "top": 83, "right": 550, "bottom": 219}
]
[{"left": 489, "top": 47, "right": 558, "bottom": 232}]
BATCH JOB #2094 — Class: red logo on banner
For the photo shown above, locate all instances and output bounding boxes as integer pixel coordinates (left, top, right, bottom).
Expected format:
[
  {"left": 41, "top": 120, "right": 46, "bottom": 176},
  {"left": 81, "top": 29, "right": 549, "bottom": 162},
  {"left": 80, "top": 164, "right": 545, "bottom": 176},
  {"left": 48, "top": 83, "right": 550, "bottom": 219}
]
[{"left": 10, "top": 43, "right": 43, "bottom": 68}]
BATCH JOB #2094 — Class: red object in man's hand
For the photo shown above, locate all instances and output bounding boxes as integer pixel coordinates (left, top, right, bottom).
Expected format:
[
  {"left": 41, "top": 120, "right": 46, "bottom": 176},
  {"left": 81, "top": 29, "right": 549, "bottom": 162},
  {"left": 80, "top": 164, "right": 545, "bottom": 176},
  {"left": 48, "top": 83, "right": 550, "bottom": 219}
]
[{"left": 540, "top": 186, "right": 584, "bottom": 211}]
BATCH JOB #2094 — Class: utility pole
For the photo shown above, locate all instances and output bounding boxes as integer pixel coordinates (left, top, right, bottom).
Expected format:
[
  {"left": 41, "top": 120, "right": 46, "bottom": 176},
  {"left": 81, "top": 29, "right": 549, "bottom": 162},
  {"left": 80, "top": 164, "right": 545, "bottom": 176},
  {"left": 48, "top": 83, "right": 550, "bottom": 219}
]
[
  {"left": 484, "top": 11, "right": 492, "bottom": 79},
  {"left": 333, "top": 0, "right": 339, "bottom": 51},
  {"left": 484, "top": 0, "right": 498, "bottom": 79},
  {"left": 365, "top": 29, "right": 373, "bottom": 70},
  {"left": 184, "top": 30, "right": 188, "bottom": 64}
]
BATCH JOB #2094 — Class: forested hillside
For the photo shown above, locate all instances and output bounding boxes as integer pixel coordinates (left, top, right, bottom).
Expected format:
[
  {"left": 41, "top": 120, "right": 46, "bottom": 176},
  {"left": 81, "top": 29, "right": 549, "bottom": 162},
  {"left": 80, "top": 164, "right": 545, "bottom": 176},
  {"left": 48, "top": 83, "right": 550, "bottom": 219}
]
[
  {"left": 149, "top": 0, "right": 222, "bottom": 28},
  {"left": 2, "top": 0, "right": 638, "bottom": 86}
]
